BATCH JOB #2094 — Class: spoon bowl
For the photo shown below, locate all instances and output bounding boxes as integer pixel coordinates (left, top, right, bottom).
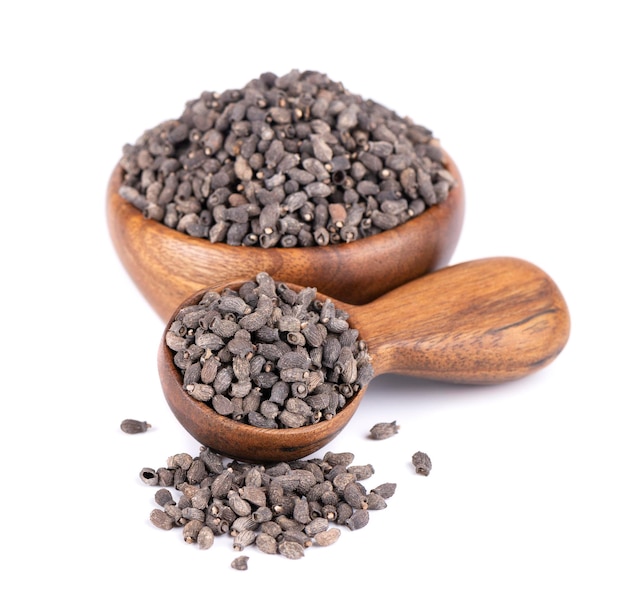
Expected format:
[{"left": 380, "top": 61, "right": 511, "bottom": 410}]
[
  {"left": 158, "top": 257, "right": 570, "bottom": 463},
  {"left": 107, "top": 151, "right": 464, "bottom": 321}
]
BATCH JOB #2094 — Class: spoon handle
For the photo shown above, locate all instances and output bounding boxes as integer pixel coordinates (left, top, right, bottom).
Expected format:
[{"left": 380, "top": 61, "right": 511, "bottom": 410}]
[{"left": 351, "top": 257, "right": 570, "bottom": 384}]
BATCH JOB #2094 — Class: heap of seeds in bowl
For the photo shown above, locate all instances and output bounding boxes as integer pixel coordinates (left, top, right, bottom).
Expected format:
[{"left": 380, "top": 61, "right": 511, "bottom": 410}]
[
  {"left": 119, "top": 69, "right": 456, "bottom": 247},
  {"left": 165, "top": 272, "right": 374, "bottom": 427}
]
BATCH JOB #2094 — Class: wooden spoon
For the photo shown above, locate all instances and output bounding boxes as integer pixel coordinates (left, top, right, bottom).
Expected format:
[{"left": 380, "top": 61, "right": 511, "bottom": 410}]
[
  {"left": 106, "top": 150, "right": 464, "bottom": 321},
  {"left": 158, "top": 257, "right": 570, "bottom": 463}
]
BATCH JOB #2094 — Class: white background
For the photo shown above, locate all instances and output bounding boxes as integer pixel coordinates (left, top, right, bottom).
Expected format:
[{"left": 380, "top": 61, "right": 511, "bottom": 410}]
[{"left": 2, "top": 1, "right": 624, "bottom": 595}]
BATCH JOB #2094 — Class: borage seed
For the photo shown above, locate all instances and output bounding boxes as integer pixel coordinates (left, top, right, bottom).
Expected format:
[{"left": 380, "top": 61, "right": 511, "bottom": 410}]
[
  {"left": 119, "top": 70, "right": 456, "bottom": 248},
  {"left": 231, "top": 555, "right": 249, "bottom": 570},
  {"left": 369, "top": 420, "right": 400, "bottom": 440},
  {"left": 120, "top": 419, "right": 151, "bottom": 434},
  {"left": 139, "top": 446, "right": 396, "bottom": 563},
  {"left": 412, "top": 451, "right": 432, "bottom": 476},
  {"left": 167, "top": 272, "right": 370, "bottom": 429}
]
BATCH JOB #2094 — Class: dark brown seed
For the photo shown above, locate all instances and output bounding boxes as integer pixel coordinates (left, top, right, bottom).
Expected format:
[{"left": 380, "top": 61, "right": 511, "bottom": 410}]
[
  {"left": 183, "top": 519, "right": 205, "bottom": 543},
  {"left": 186, "top": 383, "right": 215, "bottom": 402},
  {"left": 336, "top": 502, "right": 354, "bottom": 525},
  {"left": 369, "top": 421, "right": 400, "bottom": 440},
  {"left": 255, "top": 532, "right": 278, "bottom": 554},
  {"left": 371, "top": 482, "right": 397, "bottom": 499},
  {"left": 314, "top": 527, "right": 341, "bottom": 546},
  {"left": 164, "top": 504, "right": 184, "bottom": 526},
  {"left": 345, "top": 508, "right": 369, "bottom": 530},
  {"left": 343, "top": 482, "right": 367, "bottom": 509},
  {"left": 154, "top": 488, "right": 175, "bottom": 507},
  {"left": 197, "top": 526, "right": 215, "bottom": 549},
  {"left": 140, "top": 468, "right": 159, "bottom": 486},
  {"left": 120, "top": 419, "right": 151, "bottom": 434},
  {"left": 150, "top": 509, "right": 174, "bottom": 530},
  {"left": 278, "top": 540, "right": 305, "bottom": 560},
  {"left": 304, "top": 517, "right": 329, "bottom": 537},
  {"left": 347, "top": 464, "right": 375, "bottom": 481},
  {"left": 212, "top": 394, "right": 234, "bottom": 416},
  {"left": 231, "top": 555, "right": 249, "bottom": 570},
  {"left": 365, "top": 492, "right": 387, "bottom": 510},
  {"left": 412, "top": 451, "right": 433, "bottom": 476},
  {"left": 323, "top": 451, "right": 355, "bottom": 467}
]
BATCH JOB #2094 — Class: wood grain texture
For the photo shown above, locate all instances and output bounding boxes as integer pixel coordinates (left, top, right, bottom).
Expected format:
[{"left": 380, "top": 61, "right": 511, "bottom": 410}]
[
  {"left": 158, "top": 257, "right": 570, "bottom": 462},
  {"left": 346, "top": 257, "right": 570, "bottom": 383},
  {"left": 106, "top": 151, "right": 465, "bottom": 321}
]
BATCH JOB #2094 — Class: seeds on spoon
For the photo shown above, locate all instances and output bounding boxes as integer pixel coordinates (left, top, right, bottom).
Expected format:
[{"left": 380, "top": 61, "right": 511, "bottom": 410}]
[{"left": 165, "top": 272, "right": 374, "bottom": 427}]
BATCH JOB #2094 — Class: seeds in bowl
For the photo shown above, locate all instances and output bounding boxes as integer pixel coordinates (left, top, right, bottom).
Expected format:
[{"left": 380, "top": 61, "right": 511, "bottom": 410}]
[{"left": 119, "top": 69, "right": 456, "bottom": 247}]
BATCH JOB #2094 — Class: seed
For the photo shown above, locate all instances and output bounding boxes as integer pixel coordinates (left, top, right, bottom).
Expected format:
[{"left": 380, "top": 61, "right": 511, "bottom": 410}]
[
  {"left": 228, "top": 491, "right": 252, "bottom": 517},
  {"left": 278, "top": 540, "right": 305, "bottom": 560},
  {"left": 342, "top": 482, "right": 367, "bottom": 509},
  {"left": 365, "top": 492, "right": 387, "bottom": 510},
  {"left": 233, "top": 529, "right": 257, "bottom": 551},
  {"left": 191, "top": 488, "right": 211, "bottom": 509},
  {"left": 371, "top": 482, "right": 397, "bottom": 499},
  {"left": 164, "top": 504, "right": 184, "bottom": 526},
  {"left": 412, "top": 451, "right": 432, "bottom": 476},
  {"left": 304, "top": 517, "right": 329, "bottom": 537},
  {"left": 345, "top": 508, "right": 369, "bottom": 531},
  {"left": 278, "top": 410, "right": 307, "bottom": 428},
  {"left": 182, "top": 507, "right": 205, "bottom": 522},
  {"left": 323, "top": 451, "right": 355, "bottom": 467},
  {"left": 369, "top": 421, "right": 400, "bottom": 440},
  {"left": 183, "top": 519, "right": 204, "bottom": 543},
  {"left": 311, "top": 135, "right": 333, "bottom": 162},
  {"left": 314, "top": 527, "right": 341, "bottom": 546},
  {"left": 150, "top": 509, "right": 174, "bottom": 530},
  {"left": 256, "top": 533, "right": 278, "bottom": 554},
  {"left": 140, "top": 468, "right": 159, "bottom": 486},
  {"left": 231, "top": 515, "right": 258, "bottom": 535},
  {"left": 231, "top": 555, "right": 249, "bottom": 570},
  {"left": 347, "top": 464, "right": 375, "bottom": 481},
  {"left": 292, "top": 496, "right": 312, "bottom": 524},
  {"left": 197, "top": 526, "right": 215, "bottom": 550},
  {"left": 120, "top": 419, "right": 151, "bottom": 434},
  {"left": 186, "top": 383, "right": 215, "bottom": 402},
  {"left": 154, "top": 488, "right": 175, "bottom": 507}
]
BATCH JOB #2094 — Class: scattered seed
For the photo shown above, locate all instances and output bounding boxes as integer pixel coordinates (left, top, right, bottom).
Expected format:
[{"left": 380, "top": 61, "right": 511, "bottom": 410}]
[
  {"left": 369, "top": 421, "right": 399, "bottom": 440},
  {"left": 412, "top": 451, "right": 432, "bottom": 476},
  {"left": 231, "top": 555, "right": 249, "bottom": 570},
  {"left": 150, "top": 509, "right": 174, "bottom": 530},
  {"left": 120, "top": 419, "right": 151, "bottom": 434},
  {"left": 140, "top": 445, "right": 394, "bottom": 563},
  {"left": 314, "top": 527, "right": 341, "bottom": 547}
]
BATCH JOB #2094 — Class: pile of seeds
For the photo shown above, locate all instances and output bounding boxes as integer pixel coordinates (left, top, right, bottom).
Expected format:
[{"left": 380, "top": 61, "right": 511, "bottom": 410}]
[
  {"left": 165, "top": 272, "right": 374, "bottom": 427},
  {"left": 141, "top": 446, "right": 396, "bottom": 559},
  {"left": 119, "top": 69, "right": 456, "bottom": 247}
]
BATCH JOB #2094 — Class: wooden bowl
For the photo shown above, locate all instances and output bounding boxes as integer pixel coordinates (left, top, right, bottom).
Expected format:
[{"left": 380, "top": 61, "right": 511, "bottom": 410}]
[{"left": 107, "top": 152, "right": 464, "bottom": 321}]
